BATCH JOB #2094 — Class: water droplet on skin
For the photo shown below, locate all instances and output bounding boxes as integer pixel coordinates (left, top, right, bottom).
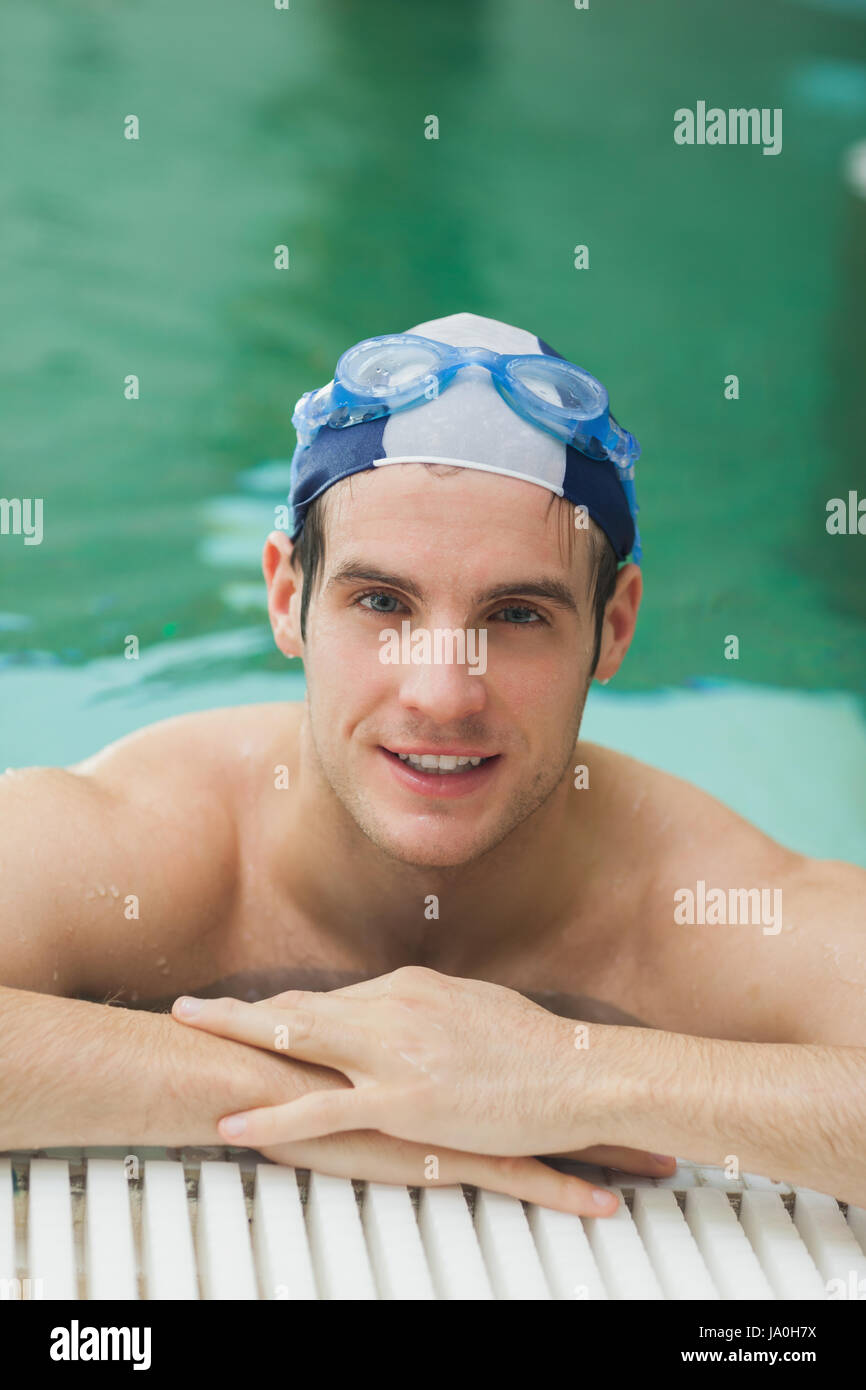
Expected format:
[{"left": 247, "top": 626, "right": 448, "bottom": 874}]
[
  {"left": 819, "top": 941, "right": 865, "bottom": 985},
  {"left": 109, "top": 884, "right": 119, "bottom": 898}
]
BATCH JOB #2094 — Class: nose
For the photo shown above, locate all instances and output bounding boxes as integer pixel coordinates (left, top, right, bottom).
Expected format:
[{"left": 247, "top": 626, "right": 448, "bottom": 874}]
[{"left": 395, "top": 638, "right": 488, "bottom": 724}]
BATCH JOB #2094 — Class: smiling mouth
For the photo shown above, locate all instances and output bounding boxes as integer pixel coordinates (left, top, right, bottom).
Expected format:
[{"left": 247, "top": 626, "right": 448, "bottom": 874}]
[{"left": 382, "top": 748, "right": 498, "bottom": 775}]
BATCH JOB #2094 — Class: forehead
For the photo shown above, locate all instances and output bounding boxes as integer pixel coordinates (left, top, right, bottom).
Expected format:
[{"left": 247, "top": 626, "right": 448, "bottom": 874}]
[{"left": 319, "top": 464, "right": 593, "bottom": 583}]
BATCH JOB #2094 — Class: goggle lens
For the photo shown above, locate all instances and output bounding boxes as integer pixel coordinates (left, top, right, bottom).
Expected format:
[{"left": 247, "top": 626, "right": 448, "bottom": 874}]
[
  {"left": 510, "top": 359, "right": 608, "bottom": 422},
  {"left": 342, "top": 341, "right": 441, "bottom": 395}
]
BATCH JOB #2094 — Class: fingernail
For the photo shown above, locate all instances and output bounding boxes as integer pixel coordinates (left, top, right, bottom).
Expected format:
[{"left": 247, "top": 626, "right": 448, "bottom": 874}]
[
  {"left": 220, "top": 1114, "right": 247, "bottom": 1137},
  {"left": 651, "top": 1153, "right": 674, "bottom": 1165},
  {"left": 592, "top": 1187, "right": 616, "bottom": 1209},
  {"left": 175, "top": 996, "right": 202, "bottom": 1017}
]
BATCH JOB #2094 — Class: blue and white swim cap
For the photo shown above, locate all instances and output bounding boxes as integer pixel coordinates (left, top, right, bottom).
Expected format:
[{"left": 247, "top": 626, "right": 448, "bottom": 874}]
[{"left": 289, "top": 311, "right": 639, "bottom": 562}]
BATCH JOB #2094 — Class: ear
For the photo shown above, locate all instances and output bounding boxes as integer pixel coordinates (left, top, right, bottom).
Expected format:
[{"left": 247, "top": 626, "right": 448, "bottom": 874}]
[
  {"left": 593, "top": 563, "right": 642, "bottom": 683},
  {"left": 262, "top": 530, "right": 303, "bottom": 659}
]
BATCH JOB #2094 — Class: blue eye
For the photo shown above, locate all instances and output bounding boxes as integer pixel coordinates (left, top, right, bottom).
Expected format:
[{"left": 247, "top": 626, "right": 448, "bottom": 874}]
[
  {"left": 359, "top": 592, "right": 402, "bottom": 614},
  {"left": 497, "top": 606, "right": 541, "bottom": 625}
]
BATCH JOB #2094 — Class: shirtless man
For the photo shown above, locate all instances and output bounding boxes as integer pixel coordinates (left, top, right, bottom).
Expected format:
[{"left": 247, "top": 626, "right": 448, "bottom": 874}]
[{"left": 2, "top": 313, "right": 864, "bottom": 1217}]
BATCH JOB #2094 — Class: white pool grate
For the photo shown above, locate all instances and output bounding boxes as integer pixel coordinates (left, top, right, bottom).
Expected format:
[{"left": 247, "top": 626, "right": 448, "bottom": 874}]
[{"left": 0, "top": 1148, "right": 862, "bottom": 1300}]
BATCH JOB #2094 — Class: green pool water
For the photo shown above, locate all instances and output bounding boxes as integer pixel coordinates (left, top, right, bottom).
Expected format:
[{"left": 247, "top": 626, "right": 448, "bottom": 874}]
[{"left": 1, "top": 0, "right": 864, "bottom": 864}]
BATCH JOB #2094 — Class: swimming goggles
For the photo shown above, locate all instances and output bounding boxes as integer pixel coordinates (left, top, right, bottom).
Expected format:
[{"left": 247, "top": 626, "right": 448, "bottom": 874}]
[{"left": 291, "top": 333, "right": 641, "bottom": 473}]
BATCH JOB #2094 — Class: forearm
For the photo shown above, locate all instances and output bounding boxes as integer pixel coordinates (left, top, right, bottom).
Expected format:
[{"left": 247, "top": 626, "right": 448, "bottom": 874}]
[
  {"left": 0, "top": 986, "right": 343, "bottom": 1150},
  {"left": 576, "top": 1023, "right": 866, "bottom": 1205}
]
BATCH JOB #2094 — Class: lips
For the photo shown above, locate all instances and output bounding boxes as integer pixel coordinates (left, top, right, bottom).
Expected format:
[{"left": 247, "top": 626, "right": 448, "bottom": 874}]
[{"left": 379, "top": 746, "right": 500, "bottom": 799}]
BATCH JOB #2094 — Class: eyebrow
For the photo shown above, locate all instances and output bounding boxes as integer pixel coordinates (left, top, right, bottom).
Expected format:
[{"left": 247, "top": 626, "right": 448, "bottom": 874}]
[{"left": 326, "top": 563, "right": 580, "bottom": 614}]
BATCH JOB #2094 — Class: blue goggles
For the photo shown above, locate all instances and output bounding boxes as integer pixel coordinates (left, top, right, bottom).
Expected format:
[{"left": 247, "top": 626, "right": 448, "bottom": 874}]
[
  {"left": 290, "top": 330, "right": 642, "bottom": 563},
  {"left": 292, "top": 333, "right": 641, "bottom": 472}
]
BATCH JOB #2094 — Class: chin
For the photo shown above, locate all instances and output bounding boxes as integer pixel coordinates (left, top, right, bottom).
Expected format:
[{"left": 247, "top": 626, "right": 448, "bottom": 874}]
[{"left": 363, "top": 820, "right": 497, "bottom": 869}]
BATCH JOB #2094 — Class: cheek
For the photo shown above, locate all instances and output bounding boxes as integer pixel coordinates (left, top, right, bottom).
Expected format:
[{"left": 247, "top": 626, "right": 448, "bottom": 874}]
[
  {"left": 491, "top": 647, "right": 586, "bottom": 716},
  {"left": 305, "top": 617, "right": 395, "bottom": 714}
]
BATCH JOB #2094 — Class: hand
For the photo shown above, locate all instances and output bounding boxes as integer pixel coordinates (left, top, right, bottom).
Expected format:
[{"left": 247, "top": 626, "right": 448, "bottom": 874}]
[
  {"left": 171, "top": 966, "right": 615, "bottom": 1159},
  {"left": 243, "top": 1058, "right": 674, "bottom": 1204},
  {"left": 190, "top": 1013, "right": 626, "bottom": 1215},
  {"left": 254, "top": 1132, "right": 628, "bottom": 1217}
]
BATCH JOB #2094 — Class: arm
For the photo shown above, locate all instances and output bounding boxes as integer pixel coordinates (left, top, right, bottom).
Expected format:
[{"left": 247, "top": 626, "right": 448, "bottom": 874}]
[
  {"left": 0, "top": 759, "right": 609, "bottom": 1211},
  {"left": 0, "top": 984, "right": 342, "bottom": 1150},
  {"left": 575, "top": 858, "right": 866, "bottom": 1202},
  {"left": 0, "top": 748, "right": 333, "bottom": 1149},
  {"left": 175, "top": 903, "right": 866, "bottom": 1206},
  {"left": 565, "top": 1025, "right": 866, "bottom": 1204},
  {"left": 0, "top": 986, "right": 619, "bottom": 1212}
]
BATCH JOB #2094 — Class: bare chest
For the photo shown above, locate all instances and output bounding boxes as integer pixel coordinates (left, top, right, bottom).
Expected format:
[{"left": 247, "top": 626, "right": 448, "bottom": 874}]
[{"left": 146, "top": 872, "right": 656, "bottom": 1027}]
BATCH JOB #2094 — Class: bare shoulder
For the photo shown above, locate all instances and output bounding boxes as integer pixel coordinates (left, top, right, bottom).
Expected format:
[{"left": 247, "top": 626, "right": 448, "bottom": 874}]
[
  {"left": 579, "top": 743, "right": 866, "bottom": 1043},
  {"left": 0, "top": 703, "right": 302, "bottom": 997},
  {"left": 590, "top": 743, "right": 864, "bottom": 900},
  {"left": 579, "top": 740, "right": 798, "bottom": 870},
  {"left": 763, "top": 852, "right": 866, "bottom": 1042},
  {"left": 69, "top": 700, "right": 302, "bottom": 786}
]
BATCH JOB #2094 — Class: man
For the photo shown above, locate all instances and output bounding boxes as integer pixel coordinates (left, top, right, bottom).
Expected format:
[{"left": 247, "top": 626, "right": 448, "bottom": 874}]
[{"left": 2, "top": 313, "right": 864, "bottom": 1217}]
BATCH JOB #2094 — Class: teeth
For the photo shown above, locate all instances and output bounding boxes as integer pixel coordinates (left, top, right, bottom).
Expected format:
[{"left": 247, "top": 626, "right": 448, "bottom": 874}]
[{"left": 396, "top": 753, "right": 485, "bottom": 773}]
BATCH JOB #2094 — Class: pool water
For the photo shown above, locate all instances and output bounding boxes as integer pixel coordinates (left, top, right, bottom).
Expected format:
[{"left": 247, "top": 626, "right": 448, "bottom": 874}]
[{"left": 1, "top": 0, "right": 864, "bottom": 865}]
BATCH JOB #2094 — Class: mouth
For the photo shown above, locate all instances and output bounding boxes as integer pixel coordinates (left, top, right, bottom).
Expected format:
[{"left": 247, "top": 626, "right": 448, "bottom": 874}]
[{"left": 379, "top": 746, "right": 501, "bottom": 798}]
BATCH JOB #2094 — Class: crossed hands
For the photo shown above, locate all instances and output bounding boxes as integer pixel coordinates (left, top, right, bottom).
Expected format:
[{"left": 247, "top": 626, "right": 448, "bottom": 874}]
[{"left": 172, "top": 966, "right": 673, "bottom": 1215}]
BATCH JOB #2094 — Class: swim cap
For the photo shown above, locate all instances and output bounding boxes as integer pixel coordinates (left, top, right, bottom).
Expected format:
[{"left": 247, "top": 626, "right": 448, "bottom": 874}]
[{"left": 288, "top": 311, "right": 638, "bottom": 561}]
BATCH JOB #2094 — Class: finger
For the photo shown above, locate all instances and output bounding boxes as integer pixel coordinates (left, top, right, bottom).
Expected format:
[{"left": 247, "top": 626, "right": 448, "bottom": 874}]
[
  {"left": 324, "top": 974, "right": 403, "bottom": 1000},
  {"left": 552, "top": 1145, "right": 676, "bottom": 1176},
  {"left": 256, "top": 979, "right": 396, "bottom": 1008},
  {"left": 217, "top": 1087, "right": 381, "bottom": 1145},
  {"left": 251, "top": 1131, "right": 618, "bottom": 1217},
  {"left": 261, "top": 980, "right": 393, "bottom": 1007},
  {"left": 171, "top": 993, "right": 371, "bottom": 1069},
  {"left": 326, "top": 965, "right": 449, "bottom": 1000},
  {"left": 449, "top": 1152, "right": 620, "bottom": 1218},
  {"left": 258, "top": 988, "right": 327, "bottom": 1008},
  {"left": 221, "top": 1090, "right": 634, "bottom": 1212}
]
